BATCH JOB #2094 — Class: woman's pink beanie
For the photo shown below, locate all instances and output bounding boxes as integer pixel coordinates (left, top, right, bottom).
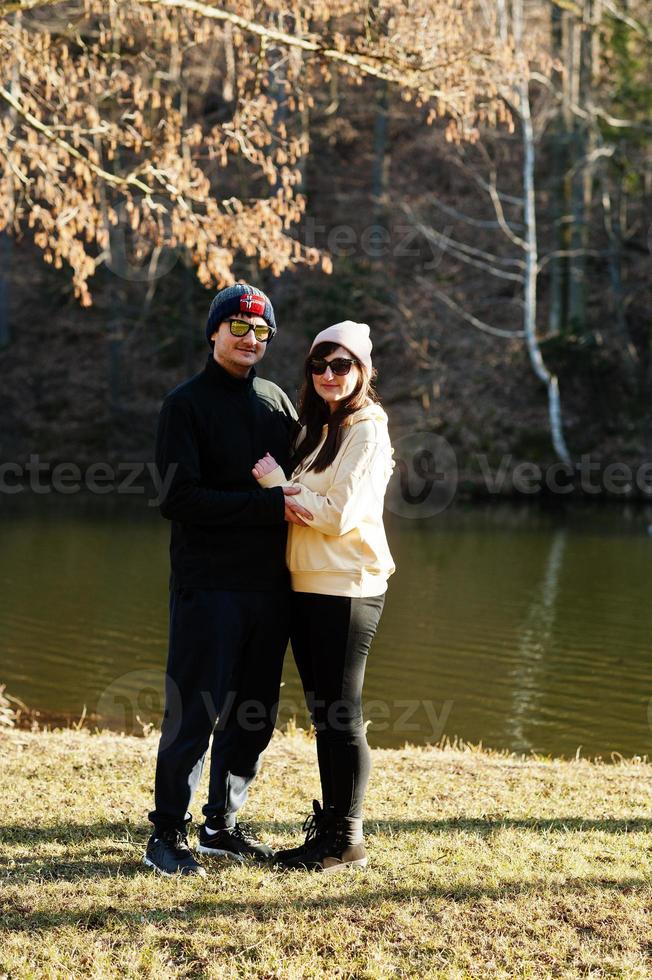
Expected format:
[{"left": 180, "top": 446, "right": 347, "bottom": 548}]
[{"left": 309, "top": 320, "right": 373, "bottom": 371}]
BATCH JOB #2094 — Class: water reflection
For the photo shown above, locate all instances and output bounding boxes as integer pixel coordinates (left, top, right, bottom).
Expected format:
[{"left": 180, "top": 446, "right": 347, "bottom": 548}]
[
  {"left": 509, "top": 529, "right": 567, "bottom": 753},
  {"left": 1, "top": 494, "right": 651, "bottom": 756}
]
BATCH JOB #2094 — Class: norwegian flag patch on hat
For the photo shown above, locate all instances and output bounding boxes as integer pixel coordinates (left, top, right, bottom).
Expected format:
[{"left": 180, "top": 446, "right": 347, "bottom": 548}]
[{"left": 239, "top": 292, "right": 266, "bottom": 317}]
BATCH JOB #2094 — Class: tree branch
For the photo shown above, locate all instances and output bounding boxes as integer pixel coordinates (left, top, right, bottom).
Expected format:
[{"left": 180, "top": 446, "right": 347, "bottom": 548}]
[
  {"left": 538, "top": 247, "right": 609, "bottom": 271},
  {"left": 420, "top": 192, "right": 525, "bottom": 231},
  {"left": 473, "top": 142, "right": 529, "bottom": 250},
  {"left": 0, "top": 84, "right": 231, "bottom": 211},
  {"left": 485, "top": 170, "right": 529, "bottom": 251},
  {"left": 530, "top": 72, "right": 652, "bottom": 133},
  {"left": 564, "top": 145, "right": 615, "bottom": 181},
  {"left": 137, "top": 0, "right": 459, "bottom": 110},
  {"left": 549, "top": 0, "right": 649, "bottom": 38},
  {"left": 425, "top": 233, "right": 525, "bottom": 280},
  {"left": 0, "top": 0, "right": 64, "bottom": 15},
  {"left": 448, "top": 154, "right": 525, "bottom": 207},
  {"left": 403, "top": 205, "right": 526, "bottom": 282},
  {"left": 599, "top": 0, "right": 650, "bottom": 40},
  {"left": 0, "top": 84, "right": 155, "bottom": 195},
  {"left": 429, "top": 286, "right": 525, "bottom": 338}
]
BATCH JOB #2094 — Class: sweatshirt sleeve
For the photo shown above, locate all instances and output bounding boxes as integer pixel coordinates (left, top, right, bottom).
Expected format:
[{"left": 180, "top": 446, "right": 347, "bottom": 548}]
[
  {"left": 255, "top": 421, "right": 306, "bottom": 487},
  {"left": 257, "top": 466, "right": 287, "bottom": 489},
  {"left": 155, "top": 396, "right": 285, "bottom": 526},
  {"left": 273, "top": 422, "right": 392, "bottom": 536}
]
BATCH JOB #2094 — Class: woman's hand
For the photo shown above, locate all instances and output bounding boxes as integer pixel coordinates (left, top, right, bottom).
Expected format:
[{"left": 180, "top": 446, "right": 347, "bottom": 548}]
[{"left": 252, "top": 452, "right": 279, "bottom": 480}]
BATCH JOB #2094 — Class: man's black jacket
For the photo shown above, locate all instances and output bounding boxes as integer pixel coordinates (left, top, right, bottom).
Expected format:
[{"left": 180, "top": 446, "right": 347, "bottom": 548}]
[{"left": 155, "top": 354, "right": 299, "bottom": 591}]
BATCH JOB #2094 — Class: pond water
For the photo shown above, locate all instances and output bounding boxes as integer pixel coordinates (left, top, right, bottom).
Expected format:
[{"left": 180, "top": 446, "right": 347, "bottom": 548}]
[{"left": 1, "top": 493, "right": 651, "bottom": 758}]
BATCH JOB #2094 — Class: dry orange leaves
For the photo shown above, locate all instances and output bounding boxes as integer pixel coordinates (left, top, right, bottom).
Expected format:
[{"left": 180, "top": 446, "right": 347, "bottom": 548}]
[{"left": 0, "top": 0, "right": 516, "bottom": 304}]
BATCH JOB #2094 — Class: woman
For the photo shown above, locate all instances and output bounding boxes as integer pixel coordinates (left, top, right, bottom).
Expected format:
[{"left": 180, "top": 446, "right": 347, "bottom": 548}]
[{"left": 252, "top": 320, "right": 395, "bottom": 872}]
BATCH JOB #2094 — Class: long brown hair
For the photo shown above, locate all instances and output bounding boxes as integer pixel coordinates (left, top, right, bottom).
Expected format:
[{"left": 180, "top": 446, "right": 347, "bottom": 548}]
[{"left": 290, "top": 341, "right": 380, "bottom": 474}]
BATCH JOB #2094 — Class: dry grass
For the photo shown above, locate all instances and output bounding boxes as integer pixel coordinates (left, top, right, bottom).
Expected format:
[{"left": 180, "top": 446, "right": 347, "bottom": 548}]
[{"left": 1, "top": 727, "right": 651, "bottom": 979}]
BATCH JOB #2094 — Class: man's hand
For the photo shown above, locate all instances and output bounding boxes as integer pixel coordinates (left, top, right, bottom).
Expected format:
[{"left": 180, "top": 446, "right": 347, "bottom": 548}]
[
  {"left": 283, "top": 486, "right": 313, "bottom": 527},
  {"left": 252, "top": 452, "right": 279, "bottom": 480}
]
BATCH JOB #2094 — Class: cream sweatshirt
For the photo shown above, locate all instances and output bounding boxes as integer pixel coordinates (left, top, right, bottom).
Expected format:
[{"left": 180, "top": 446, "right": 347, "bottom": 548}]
[{"left": 256, "top": 403, "right": 396, "bottom": 597}]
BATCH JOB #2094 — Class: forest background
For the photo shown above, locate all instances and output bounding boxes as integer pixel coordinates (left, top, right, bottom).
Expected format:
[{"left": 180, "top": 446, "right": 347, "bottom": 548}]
[{"left": 0, "top": 0, "right": 650, "bottom": 494}]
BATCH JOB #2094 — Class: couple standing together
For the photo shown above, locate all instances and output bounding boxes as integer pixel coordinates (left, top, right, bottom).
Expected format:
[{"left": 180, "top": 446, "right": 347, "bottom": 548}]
[{"left": 144, "top": 282, "right": 395, "bottom": 877}]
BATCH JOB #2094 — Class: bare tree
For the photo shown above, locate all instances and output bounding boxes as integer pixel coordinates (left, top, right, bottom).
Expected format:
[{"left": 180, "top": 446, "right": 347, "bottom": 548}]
[
  {"left": 511, "top": 0, "right": 571, "bottom": 463},
  {"left": 0, "top": 0, "right": 512, "bottom": 305},
  {"left": 402, "top": 0, "right": 650, "bottom": 461},
  {"left": 404, "top": 1, "right": 572, "bottom": 462}
]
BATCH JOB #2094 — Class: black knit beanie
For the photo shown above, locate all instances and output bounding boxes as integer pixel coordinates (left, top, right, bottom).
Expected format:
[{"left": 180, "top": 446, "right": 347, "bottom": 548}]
[{"left": 205, "top": 284, "right": 276, "bottom": 346}]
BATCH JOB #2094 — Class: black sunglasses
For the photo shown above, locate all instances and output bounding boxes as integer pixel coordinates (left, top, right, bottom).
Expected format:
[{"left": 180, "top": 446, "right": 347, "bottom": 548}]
[
  {"left": 309, "top": 356, "right": 358, "bottom": 376},
  {"left": 227, "top": 318, "right": 275, "bottom": 342}
]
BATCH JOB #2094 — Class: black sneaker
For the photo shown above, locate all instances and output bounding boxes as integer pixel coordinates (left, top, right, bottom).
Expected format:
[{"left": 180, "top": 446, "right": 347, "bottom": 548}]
[
  {"left": 197, "top": 821, "right": 274, "bottom": 862},
  {"left": 143, "top": 828, "right": 206, "bottom": 877},
  {"left": 275, "top": 818, "right": 367, "bottom": 873},
  {"left": 274, "top": 800, "right": 335, "bottom": 864}
]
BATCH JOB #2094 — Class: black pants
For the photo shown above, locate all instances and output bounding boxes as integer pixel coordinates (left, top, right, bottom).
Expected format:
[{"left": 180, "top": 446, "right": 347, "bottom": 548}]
[
  {"left": 290, "top": 591, "right": 385, "bottom": 822},
  {"left": 149, "top": 588, "right": 290, "bottom": 832}
]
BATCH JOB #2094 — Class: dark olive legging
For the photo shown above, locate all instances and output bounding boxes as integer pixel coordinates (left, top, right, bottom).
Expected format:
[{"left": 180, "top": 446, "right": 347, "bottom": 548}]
[{"left": 290, "top": 591, "right": 385, "bottom": 832}]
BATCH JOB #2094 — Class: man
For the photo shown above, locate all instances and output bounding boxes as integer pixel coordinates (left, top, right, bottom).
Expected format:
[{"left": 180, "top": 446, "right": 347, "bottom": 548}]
[{"left": 144, "top": 283, "right": 311, "bottom": 877}]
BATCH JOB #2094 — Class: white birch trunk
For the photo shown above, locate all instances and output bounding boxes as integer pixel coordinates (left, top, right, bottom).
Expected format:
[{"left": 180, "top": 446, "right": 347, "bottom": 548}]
[{"left": 514, "top": 0, "right": 572, "bottom": 465}]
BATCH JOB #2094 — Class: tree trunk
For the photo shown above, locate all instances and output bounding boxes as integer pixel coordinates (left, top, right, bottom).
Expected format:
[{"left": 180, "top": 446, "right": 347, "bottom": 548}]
[
  {"left": 108, "top": 316, "right": 124, "bottom": 419},
  {"left": 0, "top": 232, "right": 11, "bottom": 349},
  {"left": 514, "top": 0, "right": 571, "bottom": 464},
  {"left": 371, "top": 79, "right": 389, "bottom": 230},
  {"left": 222, "top": 21, "right": 235, "bottom": 104},
  {"left": 106, "top": 0, "right": 125, "bottom": 422},
  {"left": 547, "top": 3, "right": 568, "bottom": 336},
  {"left": 567, "top": 3, "right": 593, "bottom": 335},
  {"left": 0, "top": 9, "right": 19, "bottom": 350},
  {"left": 600, "top": 163, "right": 638, "bottom": 384}
]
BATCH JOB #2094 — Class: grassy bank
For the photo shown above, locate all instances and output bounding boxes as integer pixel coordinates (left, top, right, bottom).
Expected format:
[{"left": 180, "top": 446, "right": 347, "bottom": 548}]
[{"left": 1, "top": 727, "right": 651, "bottom": 979}]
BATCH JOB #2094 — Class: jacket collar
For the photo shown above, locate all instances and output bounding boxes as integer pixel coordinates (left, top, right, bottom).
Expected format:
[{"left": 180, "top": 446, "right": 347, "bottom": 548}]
[{"left": 204, "top": 353, "right": 256, "bottom": 391}]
